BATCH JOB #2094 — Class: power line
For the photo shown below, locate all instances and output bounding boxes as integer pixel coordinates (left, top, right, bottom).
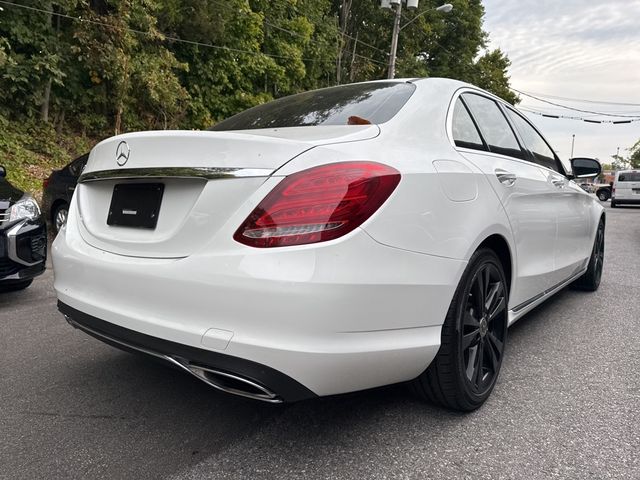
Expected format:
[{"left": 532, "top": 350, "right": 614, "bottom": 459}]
[
  {"left": 512, "top": 87, "right": 640, "bottom": 119},
  {"left": 515, "top": 89, "right": 640, "bottom": 108},
  {"left": 0, "top": 0, "right": 328, "bottom": 63},
  {"left": 518, "top": 107, "right": 640, "bottom": 124}
]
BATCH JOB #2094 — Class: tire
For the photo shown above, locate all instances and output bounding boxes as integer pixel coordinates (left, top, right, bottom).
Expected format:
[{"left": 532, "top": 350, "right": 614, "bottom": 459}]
[
  {"left": 573, "top": 218, "right": 605, "bottom": 291},
  {"left": 53, "top": 203, "right": 69, "bottom": 234},
  {"left": 597, "top": 190, "right": 609, "bottom": 201},
  {"left": 412, "top": 248, "right": 509, "bottom": 411},
  {"left": 611, "top": 201, "right": 617, "bottom": 208},
  {"left": 0, "top": 280, "right": 33, "bottom": 293}
]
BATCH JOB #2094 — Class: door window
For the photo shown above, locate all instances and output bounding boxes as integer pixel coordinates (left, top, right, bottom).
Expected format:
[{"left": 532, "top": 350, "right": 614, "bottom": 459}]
[
  {"left": 618, "top": 172, "right": 640, "bottom": 182},
  {"left": 462, "top": 94, "right": 525, "bottom": 160},
  {"left": 451, "top": 99, "right": 485, "bottom": 151},
  {"left": 506, "top": 109, "right": 559, "bottom": 172}
]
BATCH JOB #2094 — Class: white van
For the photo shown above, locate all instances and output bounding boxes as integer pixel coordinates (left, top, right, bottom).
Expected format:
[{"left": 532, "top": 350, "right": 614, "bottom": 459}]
[{"left": 612, "top": 170, "right": 640, "bottom": 207}]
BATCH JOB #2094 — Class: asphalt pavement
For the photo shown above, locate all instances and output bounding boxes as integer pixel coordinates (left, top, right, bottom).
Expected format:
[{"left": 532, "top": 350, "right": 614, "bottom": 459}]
[{"left": 1, "top": 202, "right": 638, "bottom": 480}]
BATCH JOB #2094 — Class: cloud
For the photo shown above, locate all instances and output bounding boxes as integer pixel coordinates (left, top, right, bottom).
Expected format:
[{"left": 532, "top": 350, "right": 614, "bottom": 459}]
[{"left": 482, "top": 0, "right": 640, "bottom": 161}]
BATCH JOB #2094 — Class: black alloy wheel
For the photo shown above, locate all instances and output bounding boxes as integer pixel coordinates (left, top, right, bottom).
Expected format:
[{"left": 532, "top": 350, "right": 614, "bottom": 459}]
[
  {"left": 574, "top": 218, "right": 605, "bottom": 291},
  {"left": 461, "top": 262, "right": 507, "bottom": 395},
  {"left": 413, "top": 249, "right": 508, "bottom": 411},
  {"left": 597, "top": 190, "right": 609, "bottom": 201}
]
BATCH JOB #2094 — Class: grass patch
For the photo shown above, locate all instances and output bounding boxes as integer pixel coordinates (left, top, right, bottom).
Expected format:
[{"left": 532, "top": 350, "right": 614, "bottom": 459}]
[{"left": 0, "top": 114, "right": 97, "bottom": 201}]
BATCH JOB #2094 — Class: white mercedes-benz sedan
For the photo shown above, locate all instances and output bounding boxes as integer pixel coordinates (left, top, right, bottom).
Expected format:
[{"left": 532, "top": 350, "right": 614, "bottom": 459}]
[{"left": 52, "top": 78, "right": 605, "bottom": 410}]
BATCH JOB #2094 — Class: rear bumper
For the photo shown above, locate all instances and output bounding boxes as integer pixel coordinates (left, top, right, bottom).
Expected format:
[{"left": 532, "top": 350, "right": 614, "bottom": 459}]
[
  {"left": 612, "top": 197, "right": 640, "bottom": 205},
  {"left": 53, "top": 213, "right": 465, "bottom": 398},
  {"left": 59, "top": 301, "right": 315, "bottom": 402}
]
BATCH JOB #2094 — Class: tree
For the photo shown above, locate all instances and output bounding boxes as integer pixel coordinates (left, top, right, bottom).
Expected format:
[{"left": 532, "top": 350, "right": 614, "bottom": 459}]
[
  {"left": 72, "top": 0, "right": 188, "bottom": 134},
  {"left": 611, "top": 141, "right": 640, "bottom": 170},
  {"left": 329, "top": 0, "right": 519, "bottom": 104},
  {"left": 0, "top": 0, "right": 519, "bottom": 134},
  {"left": 0, "top": 0, "right": 68, "bottom": 121},
  {"left": 628, "top": 139, "right": 640, "bottom": 169}
]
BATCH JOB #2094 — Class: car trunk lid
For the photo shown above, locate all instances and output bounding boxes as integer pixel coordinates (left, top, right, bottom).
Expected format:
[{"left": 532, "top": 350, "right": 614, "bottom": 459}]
[{"left": 75, "top": 127, "right": 378, "bottom": 258}]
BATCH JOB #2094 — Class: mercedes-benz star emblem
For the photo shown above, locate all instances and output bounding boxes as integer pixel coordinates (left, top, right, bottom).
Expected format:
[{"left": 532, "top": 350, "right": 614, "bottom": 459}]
[{"left": 116, "top": 141, "right": 131, "bottom": 166}]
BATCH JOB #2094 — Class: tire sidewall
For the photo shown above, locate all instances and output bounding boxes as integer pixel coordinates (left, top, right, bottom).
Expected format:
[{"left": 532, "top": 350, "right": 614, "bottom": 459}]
[{"left": 452, "top": 250, "right": 509, "bottom": 406}]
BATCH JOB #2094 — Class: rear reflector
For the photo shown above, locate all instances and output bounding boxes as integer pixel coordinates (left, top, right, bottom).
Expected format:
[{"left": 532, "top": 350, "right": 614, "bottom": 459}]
[{"left": 234, "top": 162, "right": 401, "bottom": 247}]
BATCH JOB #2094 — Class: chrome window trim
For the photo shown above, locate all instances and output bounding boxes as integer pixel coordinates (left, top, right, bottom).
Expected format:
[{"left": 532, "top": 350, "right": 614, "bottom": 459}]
[
  {"left": 446, "top": 87, "right": 569, "bottom": 177},
  {"left": 78, "top": 167, "right": 275, "bottom": 183}
]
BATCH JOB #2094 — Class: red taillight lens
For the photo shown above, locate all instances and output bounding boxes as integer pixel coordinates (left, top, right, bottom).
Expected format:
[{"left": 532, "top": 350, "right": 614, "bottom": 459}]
[
  {"left": 43, "top": 178, "right": 50, "bottom": 189},
  {"left": 234, "top": 161, "right": 401, "bottom": 248}
]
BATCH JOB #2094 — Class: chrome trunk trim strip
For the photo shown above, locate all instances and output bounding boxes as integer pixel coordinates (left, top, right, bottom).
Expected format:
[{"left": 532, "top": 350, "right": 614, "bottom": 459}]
[{"left": 78, "top": 167, "right": 274, "bottom": 183}]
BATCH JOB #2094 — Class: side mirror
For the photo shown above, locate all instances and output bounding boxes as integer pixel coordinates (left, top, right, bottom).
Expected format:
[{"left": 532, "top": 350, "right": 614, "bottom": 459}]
[
  {"left": 0, "top": 166, "right": 6, "bottom": 178},
  {"left": 570, "top": 157, "right": 601, "bottom": 179}
]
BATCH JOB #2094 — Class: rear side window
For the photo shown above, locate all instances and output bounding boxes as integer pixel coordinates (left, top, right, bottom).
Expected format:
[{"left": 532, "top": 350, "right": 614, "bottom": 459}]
[
  {"left": 68, "top": 155, "right": 88, "bottom": 177},
  {"left": 506, "top": 109, "right": 559, "bottom": 172},
  {"left": 210, "top": 82, "right": 416, "bottom": 131},
  {"left": 618, "top": 172, "right": 640, "bottom": 182},
  {"left": 462, "top": 94, "right": 525, "bottom": 160},
  {"left": 452, "top": 99, "right": 485, "bottom": 151}
]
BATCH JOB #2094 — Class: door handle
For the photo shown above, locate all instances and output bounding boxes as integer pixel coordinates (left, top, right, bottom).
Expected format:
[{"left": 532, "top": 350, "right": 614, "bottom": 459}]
[{"left": 495, "top": 169, "right": 516, "bottom": 186}]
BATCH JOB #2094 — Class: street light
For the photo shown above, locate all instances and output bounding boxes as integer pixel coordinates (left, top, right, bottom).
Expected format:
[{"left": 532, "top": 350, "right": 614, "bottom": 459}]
[{"left": 382, "top": 1, "right": 453, "bottom": 79}]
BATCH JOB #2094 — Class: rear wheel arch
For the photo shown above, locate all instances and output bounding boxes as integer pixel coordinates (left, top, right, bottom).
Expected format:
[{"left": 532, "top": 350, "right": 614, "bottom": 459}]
[{"left": 475, "top": 234, "right": 513, "bottom": 302}]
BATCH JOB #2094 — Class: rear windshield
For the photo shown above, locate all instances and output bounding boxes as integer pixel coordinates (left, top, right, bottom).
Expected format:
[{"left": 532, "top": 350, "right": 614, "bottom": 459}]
[
  {"left": 618, "top": 172, "right": 640, "bottom": 182},
  {"left": 210, "top": 82, "right": 416, "bottom": 131}
]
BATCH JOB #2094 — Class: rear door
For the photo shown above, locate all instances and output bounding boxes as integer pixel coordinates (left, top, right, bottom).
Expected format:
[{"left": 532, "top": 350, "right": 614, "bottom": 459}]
[
  {"left": 504, "top": 108, "right": 592, "bottom": 285},
  {"left": 452, "top": 93, "right": 558, "bottom": 308}
]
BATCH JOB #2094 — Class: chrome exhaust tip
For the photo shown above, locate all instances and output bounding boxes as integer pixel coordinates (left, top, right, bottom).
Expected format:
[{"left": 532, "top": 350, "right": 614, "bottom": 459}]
[{"left": 163, "top": 356, "right": 283, "bottom": 404}]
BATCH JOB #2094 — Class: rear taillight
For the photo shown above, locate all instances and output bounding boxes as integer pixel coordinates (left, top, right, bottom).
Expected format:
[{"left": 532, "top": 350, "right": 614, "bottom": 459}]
[
  {"left": 234, "top": 161, "right": 400, "bottom": 248},
  {"left": 43, "top": 177, "right": 50, "bottom": 189}
]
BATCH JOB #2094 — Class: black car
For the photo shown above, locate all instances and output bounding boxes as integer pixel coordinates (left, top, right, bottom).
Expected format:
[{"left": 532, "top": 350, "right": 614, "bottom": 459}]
[
  {"left": 0, "top": 166, "right": 47, "bottom": 292},
  {"left": 42, "top": 153, "right": 87, "bottom": 233}
]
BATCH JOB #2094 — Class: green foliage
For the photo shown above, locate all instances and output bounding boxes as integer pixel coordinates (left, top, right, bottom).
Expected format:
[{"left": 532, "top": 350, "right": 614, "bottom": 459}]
[
  {"left": 612, "top": 141, "right": 640, "bottom": 170},
  {"left": 0, "top": 114, "right": 93, "bottom": 198},
  {"left": 0, "top": 0, "right": 519, "bottom": 197}
]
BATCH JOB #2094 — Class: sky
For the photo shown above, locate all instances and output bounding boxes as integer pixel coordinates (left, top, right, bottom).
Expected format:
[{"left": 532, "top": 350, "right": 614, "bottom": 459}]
[{"left": 482, "top": 0, "right": 640, "bottom": 164}]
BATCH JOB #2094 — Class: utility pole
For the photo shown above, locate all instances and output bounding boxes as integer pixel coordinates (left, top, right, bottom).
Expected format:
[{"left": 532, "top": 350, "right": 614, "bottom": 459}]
[
  {"left": 570, "top": 134, "right": 575, "bottom": 158},
  {"left": 382, "top": 2, "right": 453, "bottom": 80},
  {"left": 387, "top": 2, "right": 403, "bottom": 79}
]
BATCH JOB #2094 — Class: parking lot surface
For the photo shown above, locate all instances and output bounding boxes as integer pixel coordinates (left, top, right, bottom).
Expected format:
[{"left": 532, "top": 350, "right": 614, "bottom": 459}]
[{"left": 1, "top": 202, "right": 638, "bottom": 480}]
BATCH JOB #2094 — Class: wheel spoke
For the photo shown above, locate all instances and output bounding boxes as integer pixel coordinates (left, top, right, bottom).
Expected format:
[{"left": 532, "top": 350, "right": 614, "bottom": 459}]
[
  {"left": 483, "top": 267, "right": 491, "bottom": 310},
  {"left": 487, "top": 331, "right": 503, "bottom": 353},
  {"left": 462, "top": 330, "right": 480, "bottom": 350},
  {"left": 486, "top": 337, "right": 500, "bottom": 372},
  {"left": 473, "top": 270, "right": 486, "bottom": 314},
  {"left": 487, "top": 296, "right": 506, "bottom": 322},
  {"left": 485, "top": 281, "right": 503, "bottom": 315},
  {"left": 472, "top": 341, "right": 484, "bottom": 388},
  {"left": 464, "top": 311, "right": 480, "bottom": 328}
]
